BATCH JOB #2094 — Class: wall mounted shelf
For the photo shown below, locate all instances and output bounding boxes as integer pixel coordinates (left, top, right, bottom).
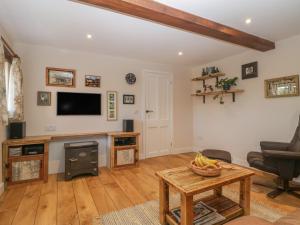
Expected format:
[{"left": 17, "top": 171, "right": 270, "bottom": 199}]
[
  {"left": 192, "top": 72, "right": 225, "bottom": 81},
  {"left": 192, "top": 73, "right": 225, "bottom": 88},
  {"left": 192, "top": 89, "right": 244, "bottom": 103}
]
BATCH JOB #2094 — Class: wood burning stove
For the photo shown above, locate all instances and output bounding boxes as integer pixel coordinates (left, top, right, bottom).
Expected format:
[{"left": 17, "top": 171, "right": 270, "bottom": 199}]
[{"left": 64, "top": 141, "right": 98, "bottom": 180}]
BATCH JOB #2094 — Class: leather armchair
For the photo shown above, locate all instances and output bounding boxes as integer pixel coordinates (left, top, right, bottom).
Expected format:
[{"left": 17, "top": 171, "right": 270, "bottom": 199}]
[{"left": 247, "top": 117, "right": 300, "bottom": 198}]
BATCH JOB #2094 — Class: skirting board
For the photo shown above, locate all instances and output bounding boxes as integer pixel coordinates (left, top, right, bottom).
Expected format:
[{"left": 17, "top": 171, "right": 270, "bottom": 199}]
[
  {"left": 0, "top": 182, "right": 4, "bottom": 196},
  {"left": 172, "top": 146, "right": 193, "bottom": 154}
]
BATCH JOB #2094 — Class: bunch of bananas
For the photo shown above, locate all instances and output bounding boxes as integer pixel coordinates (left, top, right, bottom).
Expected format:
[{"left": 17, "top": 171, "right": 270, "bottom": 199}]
[{"left": 194, "top": 153, "right": 218, "bottom": 169}]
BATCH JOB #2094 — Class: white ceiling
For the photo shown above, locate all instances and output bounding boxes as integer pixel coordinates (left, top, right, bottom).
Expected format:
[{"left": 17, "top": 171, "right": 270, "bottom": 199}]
[{"left": 0, "top": 0, "right": 300, "bottom": 66}]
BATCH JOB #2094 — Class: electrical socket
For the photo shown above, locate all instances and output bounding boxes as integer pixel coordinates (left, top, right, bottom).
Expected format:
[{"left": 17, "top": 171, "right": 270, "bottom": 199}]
[{"left": 45, "top": 125, "right": 56, "bottom": 132}]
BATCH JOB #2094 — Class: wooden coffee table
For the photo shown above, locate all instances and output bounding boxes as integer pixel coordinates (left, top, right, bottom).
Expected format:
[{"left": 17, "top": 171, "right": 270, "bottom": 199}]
[{"left": 156, "top": 163, "right": 254, "bottom": 225}]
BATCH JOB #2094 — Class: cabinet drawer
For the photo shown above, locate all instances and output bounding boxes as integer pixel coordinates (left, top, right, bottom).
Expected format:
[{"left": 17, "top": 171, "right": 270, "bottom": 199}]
[
  {"left": 67, "top": 159, "right": 98, "bottom": 170},
  {"left": 66, "top": 148, "right": 98, "bottom": 161}
]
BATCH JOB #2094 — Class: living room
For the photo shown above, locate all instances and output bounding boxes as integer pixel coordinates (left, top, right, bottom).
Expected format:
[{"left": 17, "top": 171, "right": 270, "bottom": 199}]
[{"left": 0, "top": 0, "right": 299, "bottom": 225}]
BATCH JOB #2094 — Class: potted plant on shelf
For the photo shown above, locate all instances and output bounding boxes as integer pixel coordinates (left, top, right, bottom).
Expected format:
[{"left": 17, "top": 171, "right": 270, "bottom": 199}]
[
  {"left": 213, "top": 77, "right": 238, "bottom": 104},
  {"left": 217, "top": 77, "right": 238, "bottom": 91}
]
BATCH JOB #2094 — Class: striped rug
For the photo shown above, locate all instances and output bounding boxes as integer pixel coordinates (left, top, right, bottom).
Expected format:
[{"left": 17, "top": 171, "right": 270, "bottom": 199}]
[{"left": 94, "top": 188, "right": 290, "bottom": 225}]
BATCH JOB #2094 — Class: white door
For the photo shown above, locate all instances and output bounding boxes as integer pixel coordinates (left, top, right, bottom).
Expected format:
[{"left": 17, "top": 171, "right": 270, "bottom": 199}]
[{"left": 143, "top": 70, "right": 173, "bottom": 158}]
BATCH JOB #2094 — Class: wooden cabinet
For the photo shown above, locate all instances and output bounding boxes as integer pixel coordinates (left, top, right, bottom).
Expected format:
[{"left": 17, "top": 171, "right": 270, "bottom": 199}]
[
  {"left": 64, "top": 141, "right": 99, "bottom": 180},
  {"left": 2, "top": 136, "right": 50, "bottom": 187},
  {"left": 108, "top": 132, "right": 140, "bottom": 169}
]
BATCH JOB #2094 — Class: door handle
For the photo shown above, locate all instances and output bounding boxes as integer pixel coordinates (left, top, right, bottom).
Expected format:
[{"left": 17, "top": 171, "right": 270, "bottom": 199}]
[
  {"left": 69, "top": 158, "right": 78, "bottom": 162},
  {"left": 146, "top": 110, "right": 154, "bottom": 113}
]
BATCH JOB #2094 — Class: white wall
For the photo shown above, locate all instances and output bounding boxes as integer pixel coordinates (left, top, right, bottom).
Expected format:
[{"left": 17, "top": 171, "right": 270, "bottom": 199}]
[
  {"left": 191, "top": 34, "right": 300, "bottom": 165},
  {"left": 15, "top": 43, "right": 193, "bottom": 173}
]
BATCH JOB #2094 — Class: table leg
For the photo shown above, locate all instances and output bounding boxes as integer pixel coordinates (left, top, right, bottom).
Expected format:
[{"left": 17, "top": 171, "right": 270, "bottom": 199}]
[
  {"left": 159, "top": 178, "right": 169, "bottom": 225},
  {"left": 181, "top": 194, "right": 193, "bottom": 225},
  {"left": 240, "top": 177, "right": 251, "bottom": 216},
  {"left": 214, "top": 186, "right": 223, "bottom": 197}
]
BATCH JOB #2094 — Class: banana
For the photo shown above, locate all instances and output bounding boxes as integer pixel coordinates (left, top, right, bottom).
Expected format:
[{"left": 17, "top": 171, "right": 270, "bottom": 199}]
[
  {"left": 197, "top": 156, "right": 204, "bottom": 167},
  {"left": 201, "top": 155, "right": 210, "bottom": 166},
  {"left": 208, "top": 159, "right": 218, "bottom": 164},
  {"left": 195, "top": 154, "right": 203, "bottom": 167},
  {"left": 194, "top": 152, "right": 218, "bottom": 168},
  {"left": 194, "top": 153, "right": 202, "bottom": 167}
]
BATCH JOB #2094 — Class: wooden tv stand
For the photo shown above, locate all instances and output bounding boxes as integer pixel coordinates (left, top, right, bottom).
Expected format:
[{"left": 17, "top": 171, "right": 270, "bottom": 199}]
[{"left": 2, "top": 131, "right": 140, "bottom": 188}]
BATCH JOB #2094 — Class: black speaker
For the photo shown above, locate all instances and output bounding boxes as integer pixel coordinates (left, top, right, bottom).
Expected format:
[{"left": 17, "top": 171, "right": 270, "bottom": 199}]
[
  {"left": 7, "top": 122, "right": 26, "bottom": 139},
  {"left": 123, "top": 120, "right": 134, "bottom": 132}
]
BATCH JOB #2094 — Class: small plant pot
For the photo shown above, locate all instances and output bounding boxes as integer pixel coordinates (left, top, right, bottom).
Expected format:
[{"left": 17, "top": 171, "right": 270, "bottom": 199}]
[{"left": 222, "top": 84, "right": 231, "bottom": 91}]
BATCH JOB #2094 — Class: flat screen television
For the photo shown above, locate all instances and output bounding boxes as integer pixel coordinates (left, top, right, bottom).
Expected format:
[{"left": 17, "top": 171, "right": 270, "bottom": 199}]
[{"left": 57, "top": 92, "right": 101, "bottom": 115}]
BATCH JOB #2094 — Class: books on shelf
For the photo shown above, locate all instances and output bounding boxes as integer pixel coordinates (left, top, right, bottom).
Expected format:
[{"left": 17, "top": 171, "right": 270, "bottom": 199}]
[
  {"left": 171, "top": 201, "right": 225, "bottom": 225},
  {"left": 9, "top": 147, "right": 22, "bottom": 157}
]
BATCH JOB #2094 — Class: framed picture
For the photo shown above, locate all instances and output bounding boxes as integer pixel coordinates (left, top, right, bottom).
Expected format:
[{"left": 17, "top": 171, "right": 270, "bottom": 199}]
[
  {"left": 265, "top": 75, "right": 299, "bottom": 98},
  {"left": 85, "top": 75, "right": 101, "bottom": 88},
  {"left": 107, "top": 91, "right": 118, "bottom": 121},
  {"left": 37, "top": 91, "right": 51, "bottom": 106},
  {"left": 46, "top": 67, "right": 76, "bottom": 87},
  {"left": 242, "top": 62, "right": 258, "bottom": 80},
  {"left": 123, "top": 95, "right": 135, "bottom": 104}
]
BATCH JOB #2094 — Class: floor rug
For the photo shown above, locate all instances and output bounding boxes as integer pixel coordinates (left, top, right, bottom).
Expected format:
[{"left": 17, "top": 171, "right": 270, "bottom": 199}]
[{"left": 94, "top": 188, "right": 289, "bottom": 225}]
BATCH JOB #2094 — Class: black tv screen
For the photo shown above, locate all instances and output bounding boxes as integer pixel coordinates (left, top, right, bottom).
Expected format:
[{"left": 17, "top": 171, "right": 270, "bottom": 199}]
[{"left": 57, "top": 92, "right": 101, "bottom": 115}]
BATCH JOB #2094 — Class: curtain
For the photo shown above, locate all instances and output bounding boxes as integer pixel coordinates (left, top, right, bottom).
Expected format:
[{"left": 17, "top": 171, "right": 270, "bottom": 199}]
[
  {"left": 0, "top": 40, "right": 8, "bottom": 125},
  {"left": 7, "top": 57, "right": 24, "bottom": 121}
]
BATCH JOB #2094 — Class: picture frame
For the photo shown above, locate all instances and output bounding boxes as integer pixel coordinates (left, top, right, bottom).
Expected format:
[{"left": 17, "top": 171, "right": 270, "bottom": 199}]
[
  {"left": 242, "top": 62, "right": 258, "bottom": 80},
  {"left": 264, "top": 75, "right": 299, "bottom": 98},
  {"left": 107, "top": 91, "right": 118, "bottom": 121},
  {"left": 37, "top": 91, "right": 51, "bottom": 106},
  {"left": 85, "top": 75, "right": 101, "bottom": 88},
  {"left": 46, "top": 67, "right": 76, "bottom": 87},
  {"left": 123, "top": 95, "right": 135, "bottom": 104}
]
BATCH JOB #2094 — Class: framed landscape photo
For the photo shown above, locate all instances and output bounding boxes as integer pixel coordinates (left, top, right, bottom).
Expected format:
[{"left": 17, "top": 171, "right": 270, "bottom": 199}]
[
  {"left": 242, "top": 62, "right": 258, "bottom": 80},
  {"left": 107, "top": 91, "right": 118, "bottom": 121},
  {"left": 265, "top": 75, "right": 299, "bottom": 98},
  {"left": 46, "top": 67, "right": 76, "bottom": 87},
  {"left": 123, "top": 95, "right": 135, "bottom": 104},
  {"left": 37, "top": 91, "right": 51, "bottom": 106},
  {"left": 85, "top": 75, "right": 101, "bottom": 88}
]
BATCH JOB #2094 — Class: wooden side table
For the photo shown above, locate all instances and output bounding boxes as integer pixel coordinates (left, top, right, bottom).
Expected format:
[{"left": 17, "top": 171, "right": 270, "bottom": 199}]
[
  {"left": 2, "top": 136, "right": 51, "bottom": 188},
  {"left": 108, "top": 132, "right": 140, "bottom": 169},
  {"left": 156, "top": 164, "right": 254, "bottom": 225}
]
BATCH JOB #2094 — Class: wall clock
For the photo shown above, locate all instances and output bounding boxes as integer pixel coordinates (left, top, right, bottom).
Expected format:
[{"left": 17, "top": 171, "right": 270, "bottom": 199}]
[{"left": 125, "top": 73, "right": 136, "bottom": 85}]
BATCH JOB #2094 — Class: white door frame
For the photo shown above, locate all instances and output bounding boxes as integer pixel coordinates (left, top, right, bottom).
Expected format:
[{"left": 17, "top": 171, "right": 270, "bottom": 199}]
[{"left": 141, "top": 69, "right": 174, "bottom": 159}]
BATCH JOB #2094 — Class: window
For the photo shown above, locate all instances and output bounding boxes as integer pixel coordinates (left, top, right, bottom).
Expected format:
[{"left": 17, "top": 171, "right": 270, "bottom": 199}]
[
  {"left": 0, "top": 39, "right": 23, "bottom": 124},
  {"left": 3, "top": 43, "right": 23, "bottom": 121}
]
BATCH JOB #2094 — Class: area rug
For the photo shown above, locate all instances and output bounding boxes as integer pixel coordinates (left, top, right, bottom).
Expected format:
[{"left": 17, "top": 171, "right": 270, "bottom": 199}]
[{"left": 94, "top": 188, "right": 289, "bottom": 225}]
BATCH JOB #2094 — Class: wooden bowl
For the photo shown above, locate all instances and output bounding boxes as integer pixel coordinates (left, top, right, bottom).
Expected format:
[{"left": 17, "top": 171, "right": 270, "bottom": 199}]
[{"left": 190, "top": 160, "right": 222, "bottom": 177}]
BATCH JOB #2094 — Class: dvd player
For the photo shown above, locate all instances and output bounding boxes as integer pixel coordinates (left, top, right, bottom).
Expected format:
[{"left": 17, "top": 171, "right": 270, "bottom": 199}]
[{"left": 23, "top": 144, "right": 44, "bottom": 155}]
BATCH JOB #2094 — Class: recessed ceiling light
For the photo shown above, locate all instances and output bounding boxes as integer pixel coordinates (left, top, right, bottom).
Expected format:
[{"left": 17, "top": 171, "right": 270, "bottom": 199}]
[
  {"left": 245, "top": 18, "right": 252, "bottom": 24},
  {"left": 86, "top": 34, "right": 93, "bottom": 39},
  {"left": 178, "top": 51, "right": 183, "bottom": 56}
]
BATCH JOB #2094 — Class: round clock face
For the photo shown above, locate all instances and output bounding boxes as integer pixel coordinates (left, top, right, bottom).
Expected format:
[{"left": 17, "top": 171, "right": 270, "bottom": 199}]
[{"left": 125, "top": 73, "right": 136, "bottom": 85}]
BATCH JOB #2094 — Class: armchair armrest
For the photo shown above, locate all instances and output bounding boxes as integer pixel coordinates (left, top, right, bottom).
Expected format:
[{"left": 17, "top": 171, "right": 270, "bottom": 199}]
[
  {"left": 260, "top": 141, "right": 290, "bottom": 151},
  {"left": 262, "top": 149, "right": 300, "bottom": 159}
]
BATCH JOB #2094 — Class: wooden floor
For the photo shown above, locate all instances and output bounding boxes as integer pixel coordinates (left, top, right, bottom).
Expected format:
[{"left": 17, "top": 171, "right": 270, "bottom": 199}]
[{"left": 0, "top": 153, "right": 299, "bottom": 225}]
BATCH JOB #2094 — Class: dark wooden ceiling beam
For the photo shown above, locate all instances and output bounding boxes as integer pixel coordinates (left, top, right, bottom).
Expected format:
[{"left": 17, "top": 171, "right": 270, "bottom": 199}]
[{"left": 76, "top": 0, "right": 275, "bottom": 51}]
